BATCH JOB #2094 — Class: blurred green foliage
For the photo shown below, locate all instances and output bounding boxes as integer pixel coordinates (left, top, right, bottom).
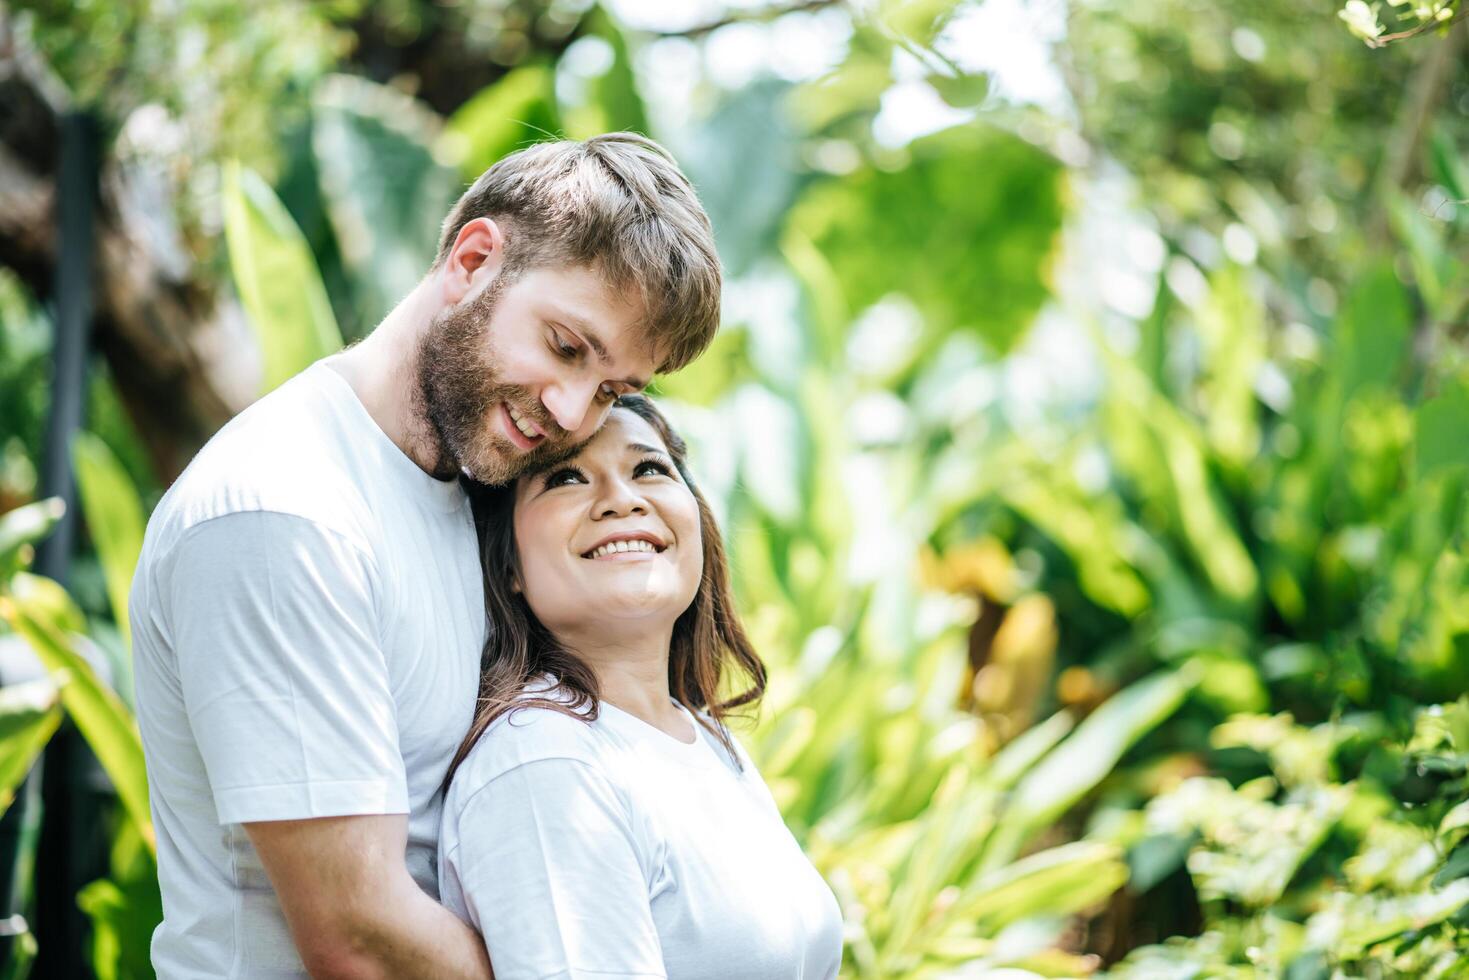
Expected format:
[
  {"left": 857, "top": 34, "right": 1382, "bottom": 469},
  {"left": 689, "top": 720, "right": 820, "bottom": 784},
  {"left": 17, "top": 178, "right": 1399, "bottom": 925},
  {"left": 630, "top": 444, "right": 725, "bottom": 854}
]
[
  {"left": 1108, "top": 700, "right": 1469, "bottom": 976},
  {"left": 1, "top": 0, "right": 1468, "bottom": 977}
]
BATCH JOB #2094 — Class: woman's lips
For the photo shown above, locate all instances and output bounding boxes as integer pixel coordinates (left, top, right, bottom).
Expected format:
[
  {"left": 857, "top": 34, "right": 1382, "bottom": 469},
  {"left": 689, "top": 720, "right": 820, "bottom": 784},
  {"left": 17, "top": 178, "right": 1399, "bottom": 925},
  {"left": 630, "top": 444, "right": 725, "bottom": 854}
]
[{"left": 584, "top": 550, "right": 661, "bottom": 562}]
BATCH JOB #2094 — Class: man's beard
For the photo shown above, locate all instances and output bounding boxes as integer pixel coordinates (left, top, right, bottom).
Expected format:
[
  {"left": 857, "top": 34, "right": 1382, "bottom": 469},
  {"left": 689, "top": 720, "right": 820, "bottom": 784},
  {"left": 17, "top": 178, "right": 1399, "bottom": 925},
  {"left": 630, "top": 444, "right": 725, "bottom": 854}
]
[{"left": 415, "top": 276, "right": 580, "bottom": 485}]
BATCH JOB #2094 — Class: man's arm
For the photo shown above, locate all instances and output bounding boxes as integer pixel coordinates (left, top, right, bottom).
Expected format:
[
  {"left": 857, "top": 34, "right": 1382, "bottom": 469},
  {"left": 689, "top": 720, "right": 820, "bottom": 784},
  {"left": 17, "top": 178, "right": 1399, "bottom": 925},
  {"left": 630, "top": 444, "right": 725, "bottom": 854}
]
[{"left": 246, "top": 813, "right": 492, "bottom": 980}]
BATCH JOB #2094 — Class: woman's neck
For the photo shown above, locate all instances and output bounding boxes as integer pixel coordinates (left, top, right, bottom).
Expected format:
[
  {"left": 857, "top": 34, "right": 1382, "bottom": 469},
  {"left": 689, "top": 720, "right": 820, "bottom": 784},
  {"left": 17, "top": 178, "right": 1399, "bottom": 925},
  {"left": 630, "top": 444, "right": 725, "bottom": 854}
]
[{"left": 557, "top": 627, "right": 692, "bottom": 741}]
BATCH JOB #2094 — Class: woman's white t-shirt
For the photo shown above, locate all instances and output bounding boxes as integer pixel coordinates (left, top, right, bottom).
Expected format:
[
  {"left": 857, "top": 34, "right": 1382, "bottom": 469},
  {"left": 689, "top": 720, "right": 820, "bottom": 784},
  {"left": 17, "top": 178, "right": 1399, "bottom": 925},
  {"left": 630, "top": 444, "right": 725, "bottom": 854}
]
[{"left": 438, "top": 694, "right": 844, "bottom": 979}]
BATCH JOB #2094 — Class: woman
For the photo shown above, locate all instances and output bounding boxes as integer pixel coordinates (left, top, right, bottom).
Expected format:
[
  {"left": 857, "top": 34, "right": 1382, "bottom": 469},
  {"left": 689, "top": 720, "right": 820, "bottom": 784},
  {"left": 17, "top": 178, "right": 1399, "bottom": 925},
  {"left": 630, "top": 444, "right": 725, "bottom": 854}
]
[{"left": 438, "top": 394, "right": 844, "bottom": 979}]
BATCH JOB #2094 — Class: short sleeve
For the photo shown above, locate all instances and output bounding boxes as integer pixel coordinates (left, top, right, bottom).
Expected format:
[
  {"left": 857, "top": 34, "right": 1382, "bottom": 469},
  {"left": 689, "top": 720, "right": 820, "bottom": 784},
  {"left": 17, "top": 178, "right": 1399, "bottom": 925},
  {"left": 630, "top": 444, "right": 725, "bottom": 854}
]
[
  {"left": 165, "top": 511, "right": 406, "bottom": 825},
  {"left": 445, "top": 756, "right": 667, "bottom": 979}
]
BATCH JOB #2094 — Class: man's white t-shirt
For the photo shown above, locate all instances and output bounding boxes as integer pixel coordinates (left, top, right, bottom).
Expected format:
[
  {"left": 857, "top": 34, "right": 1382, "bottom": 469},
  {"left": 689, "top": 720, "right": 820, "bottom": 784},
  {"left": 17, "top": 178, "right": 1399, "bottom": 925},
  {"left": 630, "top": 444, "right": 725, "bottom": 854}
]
[
  {"left": 130, "top": 361, "right": 484, "bottom": 978},
  {"left": 438, "top": 691, "right": 845, "bottom": 979}
]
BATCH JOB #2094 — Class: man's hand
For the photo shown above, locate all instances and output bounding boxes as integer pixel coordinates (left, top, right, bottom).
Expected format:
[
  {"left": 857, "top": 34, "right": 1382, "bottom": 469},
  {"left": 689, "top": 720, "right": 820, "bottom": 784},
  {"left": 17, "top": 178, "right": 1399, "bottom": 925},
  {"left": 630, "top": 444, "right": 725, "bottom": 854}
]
[{"left": 245, "top": 814, "right": 492, "bottom": 980}]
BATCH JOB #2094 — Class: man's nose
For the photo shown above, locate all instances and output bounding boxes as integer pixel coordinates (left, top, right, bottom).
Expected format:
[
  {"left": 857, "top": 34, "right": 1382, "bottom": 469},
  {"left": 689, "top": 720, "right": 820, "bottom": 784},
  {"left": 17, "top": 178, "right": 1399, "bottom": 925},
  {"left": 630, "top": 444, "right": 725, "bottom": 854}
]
[{"left": 540, "top": 380, "right": 601, "bottom": 435}]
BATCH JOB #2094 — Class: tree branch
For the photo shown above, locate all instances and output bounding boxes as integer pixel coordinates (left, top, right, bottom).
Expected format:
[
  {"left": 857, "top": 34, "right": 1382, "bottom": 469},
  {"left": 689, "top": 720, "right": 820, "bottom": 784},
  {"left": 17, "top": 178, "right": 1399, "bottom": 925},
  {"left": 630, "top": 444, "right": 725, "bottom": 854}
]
[
  {"left": 650, "top": 0, "right": 845, "bottom": 39},
  {"left": 1367, "top": 5, "right": 1469, "bottom": 47}
]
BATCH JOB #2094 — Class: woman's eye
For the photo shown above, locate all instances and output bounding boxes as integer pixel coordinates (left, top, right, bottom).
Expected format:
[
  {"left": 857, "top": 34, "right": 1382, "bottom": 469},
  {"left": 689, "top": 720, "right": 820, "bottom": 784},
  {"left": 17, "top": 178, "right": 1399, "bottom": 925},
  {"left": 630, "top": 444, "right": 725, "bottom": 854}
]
[
  {"left": 598, "top": 383, "right": 618, "bottom": 402},
  {"left": 546, "top": 468, "right": 584, "bottom": 487},
  {"left": 634, "top": 459, "right": 671, "bottom": 478}
]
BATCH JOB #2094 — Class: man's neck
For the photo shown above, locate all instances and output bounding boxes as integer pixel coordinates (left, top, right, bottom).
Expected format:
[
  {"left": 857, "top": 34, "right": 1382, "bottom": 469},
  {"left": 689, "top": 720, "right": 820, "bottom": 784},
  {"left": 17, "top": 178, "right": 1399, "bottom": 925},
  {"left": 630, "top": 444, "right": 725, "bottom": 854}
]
[{"left": 327, "top": 280, "right": 448, "bottom": 479}]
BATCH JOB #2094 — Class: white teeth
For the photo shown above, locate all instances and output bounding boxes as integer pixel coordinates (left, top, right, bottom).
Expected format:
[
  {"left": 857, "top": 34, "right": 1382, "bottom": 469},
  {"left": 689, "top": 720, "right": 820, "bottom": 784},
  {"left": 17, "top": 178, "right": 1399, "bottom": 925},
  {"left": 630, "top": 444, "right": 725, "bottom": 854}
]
[
  {"left": 587, "top": 539, "right": 658, "bottom": 559},
  {"left": 507, "top": 405, "right": 538, "bottom": 439}
]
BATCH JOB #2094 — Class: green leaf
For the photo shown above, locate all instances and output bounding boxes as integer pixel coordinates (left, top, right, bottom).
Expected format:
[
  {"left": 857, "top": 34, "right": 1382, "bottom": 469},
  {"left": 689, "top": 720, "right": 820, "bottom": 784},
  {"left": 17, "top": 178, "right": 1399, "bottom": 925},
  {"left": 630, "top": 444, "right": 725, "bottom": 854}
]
[
  {"left": 984, "top": 709, "right": 1076, "bottom": 790},
  {"left": 1194, "top": 265, "right": 1266, "bottom": 468},
  {"left": 1332, "top": 262, "right": 1411, "bottom": 398},
  {"left": 0, "top": 678, "right": 62, "bottom": 817},
  {"left": 313, "top": 74, "right": 463, "bottom": 330},
  {"left": 1440, "top": 799, "right": 1469, "bottom": 842},
  {"left": 1128, "top": 832, "right": 1194, "bottom": 892},
  {"left": 999, "top": 458, "right": 1152, "bottom": 618},
  {"left": 71, "top": 432, "right": 144, "bottom": 645},
  {"left": 788, "top": 122, "right": 1064, "bottom": 355},
  {"left": 1428, "top": 127, "right": 1469, "bottom": 210},
  {"left": 679, "top": 80, "right": 806, "bottom": 278},
  {"left": 1101, "top": 350, "right": 1259, "bottom": 607},
  {"left": 223, "top": 161, "right": 344, "bottom": 394},
  {"left": 557, "top": 5, "right": 650, "bottom": 139},
  {"left": 1414, "top": 379, "right": 1469, "bottom": 481},
  {"left": 1387, "top": 192, "right": 1451, "bottom": 315},
  {"left": 78, "top": 822, "right": 162, "bottom": 980},
  {"left": 0, "top": 577, "right": 153, "bottom": 853},
  {"left": 1434, "top": 841, "right": 1469, "bottom": 887},
  {"left": 927, "top": 72, "right": 990, "bottom": 108},
  {"left": 441, "top": 64, "right": 561, "bottom": 182},
  {"left": 944, "top": 840, "right": 1129, "bottom": 934},
  {"left": 0, "top": 497, "right": 65, "bottom": 577},
  {"left": 6, "top": 566, "right": 86, "bottom": 634},
  {"left": 986, "top": 668, "right": 1197, "bottom": 868}
]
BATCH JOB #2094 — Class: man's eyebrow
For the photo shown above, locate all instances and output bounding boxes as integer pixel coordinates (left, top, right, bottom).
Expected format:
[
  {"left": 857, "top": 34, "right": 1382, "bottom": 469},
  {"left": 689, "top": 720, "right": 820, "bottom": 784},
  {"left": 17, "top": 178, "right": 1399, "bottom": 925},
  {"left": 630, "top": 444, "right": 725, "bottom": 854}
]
[{"left": 556, "top": 311, "right": 651, "bottom": 390}]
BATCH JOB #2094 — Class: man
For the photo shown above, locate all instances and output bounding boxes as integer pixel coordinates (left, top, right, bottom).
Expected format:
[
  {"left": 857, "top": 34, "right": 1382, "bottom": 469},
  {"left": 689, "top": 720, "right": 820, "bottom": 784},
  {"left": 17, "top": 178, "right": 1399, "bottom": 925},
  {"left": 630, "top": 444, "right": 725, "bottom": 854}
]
[{"left": 129, "top": 133, "right": 722, "bottom": 978}]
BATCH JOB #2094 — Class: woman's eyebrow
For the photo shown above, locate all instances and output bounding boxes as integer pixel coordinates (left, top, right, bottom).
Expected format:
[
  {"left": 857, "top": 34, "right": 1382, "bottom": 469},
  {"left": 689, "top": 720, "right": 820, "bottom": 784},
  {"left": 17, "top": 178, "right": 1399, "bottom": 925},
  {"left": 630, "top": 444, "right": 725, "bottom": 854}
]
[{"left": 626, "top": 442, "right": 668, "bottom": 456}]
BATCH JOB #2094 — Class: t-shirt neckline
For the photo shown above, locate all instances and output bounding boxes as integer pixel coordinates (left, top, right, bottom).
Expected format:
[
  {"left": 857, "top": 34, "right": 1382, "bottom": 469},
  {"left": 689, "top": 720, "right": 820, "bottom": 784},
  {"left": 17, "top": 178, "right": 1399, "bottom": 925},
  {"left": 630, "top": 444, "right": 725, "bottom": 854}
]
[{"left": 598, "top": 698, "right": 722, "bottom": 768}]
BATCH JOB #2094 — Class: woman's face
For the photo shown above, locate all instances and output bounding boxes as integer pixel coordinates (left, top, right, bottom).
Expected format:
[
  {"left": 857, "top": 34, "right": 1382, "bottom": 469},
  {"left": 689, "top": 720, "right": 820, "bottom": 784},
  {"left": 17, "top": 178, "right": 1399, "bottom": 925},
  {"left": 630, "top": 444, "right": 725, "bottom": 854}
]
[{"left": 512, "top": 409, "right": 703, "bottom": 638}]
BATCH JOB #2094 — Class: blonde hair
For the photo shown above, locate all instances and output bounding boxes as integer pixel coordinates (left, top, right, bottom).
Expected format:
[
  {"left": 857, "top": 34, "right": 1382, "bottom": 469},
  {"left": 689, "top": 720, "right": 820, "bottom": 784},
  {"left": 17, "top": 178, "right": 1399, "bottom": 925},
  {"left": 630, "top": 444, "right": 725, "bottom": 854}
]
[{"left": 435, "top": 133, "right": 722, "bottom": 374}]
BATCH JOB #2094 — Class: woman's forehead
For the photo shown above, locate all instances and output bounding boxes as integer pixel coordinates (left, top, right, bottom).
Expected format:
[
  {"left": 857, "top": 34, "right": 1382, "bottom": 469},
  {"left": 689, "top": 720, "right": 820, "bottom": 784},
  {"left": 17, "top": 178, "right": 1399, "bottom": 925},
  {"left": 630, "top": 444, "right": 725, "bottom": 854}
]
[
  {"left": 591, "top": 409, "right": 666, "bottom": 454},
  {"left": 515, "top": 409, "right": 669, "bottom": 493}
]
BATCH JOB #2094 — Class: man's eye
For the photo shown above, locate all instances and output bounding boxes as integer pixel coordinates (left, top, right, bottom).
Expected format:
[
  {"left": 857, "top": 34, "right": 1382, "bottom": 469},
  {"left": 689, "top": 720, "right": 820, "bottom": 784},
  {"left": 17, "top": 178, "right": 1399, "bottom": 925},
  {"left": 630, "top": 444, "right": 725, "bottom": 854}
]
[{"left": 598, "top": 383, "right": 618, "bottom": 402}]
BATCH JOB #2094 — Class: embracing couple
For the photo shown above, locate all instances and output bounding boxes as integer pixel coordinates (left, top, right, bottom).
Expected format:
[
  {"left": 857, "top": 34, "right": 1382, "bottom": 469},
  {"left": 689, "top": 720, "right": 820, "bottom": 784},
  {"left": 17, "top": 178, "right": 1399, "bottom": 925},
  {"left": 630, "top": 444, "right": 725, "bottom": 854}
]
[{"left": 128, "top": 133, "right": 843, "bottom": 979}]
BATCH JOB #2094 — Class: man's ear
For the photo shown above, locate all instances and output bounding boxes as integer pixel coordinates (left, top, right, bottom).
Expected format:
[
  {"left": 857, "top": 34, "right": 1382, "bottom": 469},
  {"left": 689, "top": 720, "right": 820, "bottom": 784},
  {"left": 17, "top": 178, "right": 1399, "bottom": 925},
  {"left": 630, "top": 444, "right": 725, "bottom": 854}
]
[{"left": 441, "top": 217, "right": 505, "bottom": 306}]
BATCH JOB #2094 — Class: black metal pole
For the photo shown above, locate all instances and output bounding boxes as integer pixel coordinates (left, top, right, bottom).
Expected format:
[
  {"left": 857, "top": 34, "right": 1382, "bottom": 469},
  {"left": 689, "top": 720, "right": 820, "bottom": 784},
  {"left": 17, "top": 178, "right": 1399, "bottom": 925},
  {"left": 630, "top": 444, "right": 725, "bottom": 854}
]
[{"left": 28, "top": 109, "right": 106, "bottom": 980}]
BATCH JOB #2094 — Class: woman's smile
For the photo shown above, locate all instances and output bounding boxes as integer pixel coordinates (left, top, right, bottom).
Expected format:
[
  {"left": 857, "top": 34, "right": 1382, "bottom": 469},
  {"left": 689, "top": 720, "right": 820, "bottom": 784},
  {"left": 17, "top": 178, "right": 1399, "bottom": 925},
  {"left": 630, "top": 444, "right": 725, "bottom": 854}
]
[{"left": 581, "top": 532, "right": 669, "bottom": 561}]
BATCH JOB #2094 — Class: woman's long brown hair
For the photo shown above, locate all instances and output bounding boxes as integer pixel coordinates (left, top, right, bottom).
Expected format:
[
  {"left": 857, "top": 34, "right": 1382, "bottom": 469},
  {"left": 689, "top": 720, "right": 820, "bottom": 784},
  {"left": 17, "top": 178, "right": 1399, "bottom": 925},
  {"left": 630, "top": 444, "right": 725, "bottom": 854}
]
[{"left": 443, "top": 394, "right": 767, "bottom": 790}]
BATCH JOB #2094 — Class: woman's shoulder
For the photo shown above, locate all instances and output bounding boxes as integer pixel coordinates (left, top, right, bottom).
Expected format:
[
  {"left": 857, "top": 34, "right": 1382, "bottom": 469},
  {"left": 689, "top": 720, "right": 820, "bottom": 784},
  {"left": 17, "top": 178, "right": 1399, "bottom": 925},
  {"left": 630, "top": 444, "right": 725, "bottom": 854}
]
[{"left": 446, "top": 694, "right": 614, "bottom": 801}]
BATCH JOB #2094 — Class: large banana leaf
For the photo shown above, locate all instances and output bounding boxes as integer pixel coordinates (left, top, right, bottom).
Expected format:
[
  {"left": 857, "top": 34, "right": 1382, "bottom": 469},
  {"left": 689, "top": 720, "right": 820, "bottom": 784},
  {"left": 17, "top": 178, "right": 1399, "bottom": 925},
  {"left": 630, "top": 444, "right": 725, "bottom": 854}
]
[
  {"left": 679, "top": 80, "right": 806, "bottom": 278},
  {"left": 0, "top": 574, "right": 153, "bottom": 852},
  {"left": 223, "top": 161, "right": 344, "bottom": 394},
  {"left": 314, "top": 74, "right": 463, "bottom": 330},
  {"left": 71, "top": 432, "right": 145, "bottom": 646},
  {"left": 787, "top": 122, "right": 1064, "bottom": 356}
]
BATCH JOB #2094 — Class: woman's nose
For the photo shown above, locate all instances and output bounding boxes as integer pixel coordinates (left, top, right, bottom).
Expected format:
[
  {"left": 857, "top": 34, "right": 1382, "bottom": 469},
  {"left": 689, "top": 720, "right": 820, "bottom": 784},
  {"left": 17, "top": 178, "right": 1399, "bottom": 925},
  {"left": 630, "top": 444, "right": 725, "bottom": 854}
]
[{"left": 594, "top": 479, "right": 648, "bottom": 518}]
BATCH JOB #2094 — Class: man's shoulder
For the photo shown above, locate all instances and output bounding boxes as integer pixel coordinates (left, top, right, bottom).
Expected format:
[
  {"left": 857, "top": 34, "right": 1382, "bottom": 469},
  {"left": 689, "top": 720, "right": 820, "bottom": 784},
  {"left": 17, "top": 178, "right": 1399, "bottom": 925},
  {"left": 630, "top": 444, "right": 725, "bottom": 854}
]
[{"left": 143, "top": 365, "right": 376, "bottom": 557}]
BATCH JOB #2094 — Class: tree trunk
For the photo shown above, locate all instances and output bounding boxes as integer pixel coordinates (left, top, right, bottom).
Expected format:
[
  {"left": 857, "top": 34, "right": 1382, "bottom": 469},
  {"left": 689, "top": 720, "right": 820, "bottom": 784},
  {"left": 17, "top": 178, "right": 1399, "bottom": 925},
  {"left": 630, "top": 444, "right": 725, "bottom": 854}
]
[{"left": 2, "top": 20, "right": 257, "bottom": 482}]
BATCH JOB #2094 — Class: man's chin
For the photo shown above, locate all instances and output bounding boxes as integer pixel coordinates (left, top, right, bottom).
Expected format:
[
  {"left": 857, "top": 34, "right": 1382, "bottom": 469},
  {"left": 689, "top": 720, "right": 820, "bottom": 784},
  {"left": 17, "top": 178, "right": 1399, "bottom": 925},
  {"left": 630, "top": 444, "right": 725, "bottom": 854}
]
[{"left": 459, "top": 439, "right": 539, "bottom": 486}]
